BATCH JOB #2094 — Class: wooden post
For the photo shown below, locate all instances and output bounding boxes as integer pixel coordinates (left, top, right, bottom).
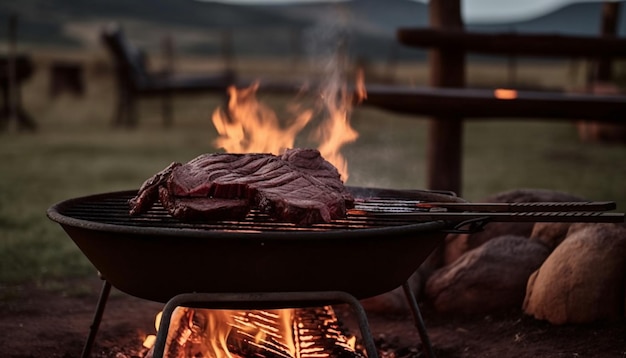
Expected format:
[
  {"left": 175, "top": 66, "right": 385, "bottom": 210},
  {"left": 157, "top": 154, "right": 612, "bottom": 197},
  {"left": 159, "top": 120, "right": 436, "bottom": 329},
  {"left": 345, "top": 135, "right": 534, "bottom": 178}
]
[
  {"left": 7, "top": 14, "right": 17, "bottom": 128},
  {"left": 597, "top": 2, "right": 620, "bottom": 81},
  {"left": 160, "top": 34, "right": 174, "bottom": 127},
  {"left": 507, "top": 26, "right": 517, "bottom": 87},
  {"left": 426, "top": 0, "right": 465, "bottom": 195}
]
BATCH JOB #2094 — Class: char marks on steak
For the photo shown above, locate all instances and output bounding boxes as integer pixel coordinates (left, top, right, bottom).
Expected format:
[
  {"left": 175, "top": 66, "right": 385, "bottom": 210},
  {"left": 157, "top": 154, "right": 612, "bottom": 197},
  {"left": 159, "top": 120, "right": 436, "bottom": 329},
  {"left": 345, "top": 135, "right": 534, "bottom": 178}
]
[
  {"left": 129, "top": 149, "right": 353, "bottom": 225},
  {"left": 158, "top": 186, "right": 250, "bottom": 221},
  {"left": 129, "top": 162, "right": 181, "bottom": 216}
]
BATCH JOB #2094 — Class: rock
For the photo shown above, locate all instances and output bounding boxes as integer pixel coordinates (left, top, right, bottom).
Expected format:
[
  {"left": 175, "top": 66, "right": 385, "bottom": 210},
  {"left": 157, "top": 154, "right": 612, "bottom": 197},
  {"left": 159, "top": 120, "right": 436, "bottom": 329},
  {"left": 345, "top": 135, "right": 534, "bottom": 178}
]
[
  {"left": 444, "top": 189, "right": 583, "bottom": 264},
  {"left": 442, "top": 232, "right": 470, "bottom": 266},
  {"left": 482, "top": 188, "right": 584, "bottom": 204},
  {"left": 360, "top": 270, "right": 422, "bottom": 314},
  {"left": 523, "top": 223, "right": 626, "bottom": 324},
  {"left": 566, "top": 221, "right": 626, "bottom": 236},
  {"left": 426, "top": 235, "right": 550, "bottom": 315},
  {"left": 529, "top": 222, "right": 572, "bottom": 251}
]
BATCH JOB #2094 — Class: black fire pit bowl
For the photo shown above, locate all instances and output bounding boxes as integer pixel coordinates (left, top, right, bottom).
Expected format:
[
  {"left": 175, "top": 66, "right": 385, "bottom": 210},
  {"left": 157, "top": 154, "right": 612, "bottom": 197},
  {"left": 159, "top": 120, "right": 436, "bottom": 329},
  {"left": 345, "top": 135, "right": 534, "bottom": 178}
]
[{"left": 47, "top": 188, "right": 457, "bottom": 303}]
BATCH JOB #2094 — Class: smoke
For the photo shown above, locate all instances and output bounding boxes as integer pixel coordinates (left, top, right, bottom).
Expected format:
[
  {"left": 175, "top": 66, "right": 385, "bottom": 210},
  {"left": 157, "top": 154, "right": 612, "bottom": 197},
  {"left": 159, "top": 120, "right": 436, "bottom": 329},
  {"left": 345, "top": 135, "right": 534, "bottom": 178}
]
[
  {"left": 300, "top": 7, "right": 361, "bottom": 182},
  {"left": 303, "top": 5, "right": 353, "bottom": 98}
]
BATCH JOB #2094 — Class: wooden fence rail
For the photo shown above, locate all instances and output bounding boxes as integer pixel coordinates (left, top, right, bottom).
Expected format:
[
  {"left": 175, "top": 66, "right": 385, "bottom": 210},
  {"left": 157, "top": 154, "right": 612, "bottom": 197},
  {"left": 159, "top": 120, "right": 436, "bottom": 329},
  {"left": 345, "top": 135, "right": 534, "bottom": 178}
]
[{"left": 363, "top": 0, "right": 624, "bottom": 196}]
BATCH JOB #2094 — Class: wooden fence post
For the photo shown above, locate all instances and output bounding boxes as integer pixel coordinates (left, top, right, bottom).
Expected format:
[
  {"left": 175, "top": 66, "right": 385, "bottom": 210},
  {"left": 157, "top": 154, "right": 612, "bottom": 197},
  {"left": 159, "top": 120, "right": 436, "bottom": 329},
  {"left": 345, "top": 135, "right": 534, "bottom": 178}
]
[
  {"left": 597, "top": 2, "right": 620, "bottom": 82},
  {"left": 426, "top": 0, "right": 466, "bottom": 195},
  {"left": 160, "top": 34, "right": 174, "bottom": 127}
]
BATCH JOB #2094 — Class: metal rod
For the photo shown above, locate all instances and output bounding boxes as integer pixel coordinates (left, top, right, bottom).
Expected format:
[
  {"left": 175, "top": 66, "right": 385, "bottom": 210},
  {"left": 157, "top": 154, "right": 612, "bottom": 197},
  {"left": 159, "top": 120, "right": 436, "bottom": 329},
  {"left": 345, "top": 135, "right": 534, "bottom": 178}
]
[
  {"left": 363, "top": 211, "right": 625, "bottom": 223},
  {"left": 81, "top": 279, "right": 112, "bottom": 358},
  {"left": 152, "top": 295, "right": 177, "bottom": 358},
  {"left": 416, "top": 201, "right": 617, "bottom": 212},
  {"left": 402, "top": 282, "right": 436, "bottom": 358},
  {"left": 341, "top": 292, "right": 379, "bottom": 358}
]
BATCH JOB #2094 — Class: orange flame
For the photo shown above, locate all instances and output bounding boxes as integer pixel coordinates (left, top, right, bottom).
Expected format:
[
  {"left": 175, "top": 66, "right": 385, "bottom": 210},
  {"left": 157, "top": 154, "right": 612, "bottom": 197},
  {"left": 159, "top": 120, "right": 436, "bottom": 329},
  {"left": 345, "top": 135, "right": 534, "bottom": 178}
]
[
  {"left": 211, "top": 73, "right": 365, "bottom": 182},
  {"left": 313, "top": 68, "right": 365, "bottom": 181},
  {"left": 145, "top": 307, "right": 358, "bottom": 357},
  {"left": 146, "top": 308, "right": 297, "bottom": 357},
  {"left": 144, "top": 70, "right": 366, "bottom": 358},
  {"left": 212, "top": 81, "right": 314, "bottom": 155},
  {"left": 141, "top": 311, "right": 162, "bottom": 349}
]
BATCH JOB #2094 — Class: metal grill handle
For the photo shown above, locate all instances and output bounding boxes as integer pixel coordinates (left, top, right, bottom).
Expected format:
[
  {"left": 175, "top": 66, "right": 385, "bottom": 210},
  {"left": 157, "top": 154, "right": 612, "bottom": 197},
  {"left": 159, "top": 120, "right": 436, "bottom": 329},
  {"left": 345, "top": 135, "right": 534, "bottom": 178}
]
[
  {"left": 365, "top": 211, "right": 625, "bottom": 223},
  {"left": 416, "top": 201, "right": 617, "bottom": 212}
]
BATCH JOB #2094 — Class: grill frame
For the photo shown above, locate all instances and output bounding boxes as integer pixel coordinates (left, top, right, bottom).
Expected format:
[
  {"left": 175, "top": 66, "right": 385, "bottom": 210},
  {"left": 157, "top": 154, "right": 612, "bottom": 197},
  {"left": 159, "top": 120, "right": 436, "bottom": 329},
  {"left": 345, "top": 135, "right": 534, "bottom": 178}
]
[{"left": 47, "top": 187, "right": 459, "bottom": 303}]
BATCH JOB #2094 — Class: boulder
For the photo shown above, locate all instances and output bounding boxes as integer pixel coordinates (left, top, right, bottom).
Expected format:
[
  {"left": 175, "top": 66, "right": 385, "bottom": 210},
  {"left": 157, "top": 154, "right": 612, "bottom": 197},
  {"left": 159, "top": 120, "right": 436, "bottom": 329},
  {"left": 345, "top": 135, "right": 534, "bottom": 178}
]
[
  {"left": 444, "top": 189, "right": 583, "bottom": 264},
  {"left": 523, "top": 223, "right": 626, "bottom": 324},
  {"left": 426, "top": 235, "right": 550, "bottom": 315},
  {"left": 360, "top": 270, "right": 421, "bottom": 314},
  {"left": 529, "top": 222, "right": 572, "bottom": 251}
]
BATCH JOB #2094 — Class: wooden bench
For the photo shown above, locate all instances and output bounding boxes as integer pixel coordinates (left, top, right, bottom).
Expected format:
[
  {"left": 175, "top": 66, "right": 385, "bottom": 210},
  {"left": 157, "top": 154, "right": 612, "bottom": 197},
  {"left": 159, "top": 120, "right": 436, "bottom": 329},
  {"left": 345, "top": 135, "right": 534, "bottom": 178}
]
[
  {"left": 101, "top": 24, "right": 236, "bottom": 127},
  {"left": 363, "top": 1, "right": 626, "bottom": 196}
]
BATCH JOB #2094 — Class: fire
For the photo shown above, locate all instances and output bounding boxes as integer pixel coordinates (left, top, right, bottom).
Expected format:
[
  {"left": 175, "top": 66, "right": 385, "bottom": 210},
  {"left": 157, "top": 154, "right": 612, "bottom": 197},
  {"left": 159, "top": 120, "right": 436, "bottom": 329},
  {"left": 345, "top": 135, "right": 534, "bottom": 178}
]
[
  {"left": 313, "top": 68, "right": 365, "bottom": 182},
  {"left": 144, "top": 306, "right": 359, "bottom": 357},
  {"left": 142, "top": 311, "right": 162, "bottom": 349},
  {"left": 143, "top": 63, "right": 366, "bottom": 358},
  {"left": 211, "top": 81, "right": 314, "bottom": 155},
  {"left": 211, "top": 71, "right": 365, "bottom": 182}
]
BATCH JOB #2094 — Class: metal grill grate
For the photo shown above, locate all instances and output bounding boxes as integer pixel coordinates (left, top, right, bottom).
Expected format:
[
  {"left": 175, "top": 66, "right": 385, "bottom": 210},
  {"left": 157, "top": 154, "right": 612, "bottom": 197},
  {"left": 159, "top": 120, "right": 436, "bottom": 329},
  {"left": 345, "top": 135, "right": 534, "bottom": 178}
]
[{"left": 59, "top": 190, "right": 434, "bottom": 233}]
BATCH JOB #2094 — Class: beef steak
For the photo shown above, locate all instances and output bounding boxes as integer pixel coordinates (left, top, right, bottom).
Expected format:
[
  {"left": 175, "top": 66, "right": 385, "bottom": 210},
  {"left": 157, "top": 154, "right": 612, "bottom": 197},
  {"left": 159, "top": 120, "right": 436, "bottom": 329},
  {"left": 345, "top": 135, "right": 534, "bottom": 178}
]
[
  {"left": 129, "top": 149, "right": 353, "bottom": 225},
  {"left": 128, "top": 162, "right": 180, "bottom": 216},
  {"left": 158, "top": 186, "right": 250, "bottom": 221}
]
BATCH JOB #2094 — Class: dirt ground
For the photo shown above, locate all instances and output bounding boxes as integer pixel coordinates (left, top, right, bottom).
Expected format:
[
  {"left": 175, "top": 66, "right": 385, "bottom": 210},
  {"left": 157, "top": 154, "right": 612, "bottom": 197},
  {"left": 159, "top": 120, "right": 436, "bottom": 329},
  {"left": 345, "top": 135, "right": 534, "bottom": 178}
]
[{"left": 1, "top": 276, "right": 625, "bottom": 358}]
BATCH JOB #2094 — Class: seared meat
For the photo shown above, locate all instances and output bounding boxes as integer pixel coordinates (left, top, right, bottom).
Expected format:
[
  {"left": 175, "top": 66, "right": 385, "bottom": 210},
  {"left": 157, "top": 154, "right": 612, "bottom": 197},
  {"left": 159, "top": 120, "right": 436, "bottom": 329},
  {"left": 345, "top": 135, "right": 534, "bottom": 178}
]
[
  {"left": 158, "top": 186, "right": 250, "bottom": 221},
  {"left": 128, "top": 162, "right": 180, "bottom": 216},
  {"left": 129, "top": 149, "right": 353, "bottom": 225}
]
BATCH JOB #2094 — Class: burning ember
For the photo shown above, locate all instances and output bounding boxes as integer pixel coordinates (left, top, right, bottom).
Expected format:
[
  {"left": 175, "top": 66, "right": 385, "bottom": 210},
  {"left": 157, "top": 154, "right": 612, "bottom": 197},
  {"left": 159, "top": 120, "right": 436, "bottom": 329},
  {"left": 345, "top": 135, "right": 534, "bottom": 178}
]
[{"left": 143, "top": 306, "right": 362, "bottom": 358}]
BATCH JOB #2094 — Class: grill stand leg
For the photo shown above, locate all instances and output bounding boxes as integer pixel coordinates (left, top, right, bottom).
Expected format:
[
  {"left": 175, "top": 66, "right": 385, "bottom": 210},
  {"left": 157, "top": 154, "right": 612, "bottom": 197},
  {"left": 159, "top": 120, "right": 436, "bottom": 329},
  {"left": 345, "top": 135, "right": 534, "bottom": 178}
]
[
  {"left": 151, "top": 291, "right": 379, "bottom": 358},
  {"left": 402, "top": 282, "right": 436, "bottom": 358},
  {"left": 81, "top": 277, "right": 112, "bottom": 358}
]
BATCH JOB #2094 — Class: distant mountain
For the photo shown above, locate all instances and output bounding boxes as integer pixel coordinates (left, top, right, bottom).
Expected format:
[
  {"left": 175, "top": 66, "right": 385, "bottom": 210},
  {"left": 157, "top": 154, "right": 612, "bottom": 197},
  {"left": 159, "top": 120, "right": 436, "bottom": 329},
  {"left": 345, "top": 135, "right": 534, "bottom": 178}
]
[
  {"left": 0, "top": 0, "right": 310, "bottom": 51},
  {"left": 470, "top": 1, "right": 626, "bottom": 36},
  {"left": 249, "top": 0, "right": 428, "bottom": 38},
  {"left": 0, "top": 0, "right": 304, "bottom": 32},
  {"left": 239, "top": 0, "right": 429, "bottom": 60},
  {"left": 256, "top": 0, "right": 626, "bottom": 39},
  {"left": 247, "top": 0, "right": 626, "bottom": 60},
  {"left": 1, "top": 0, "right": 624, "bottom": 60}
]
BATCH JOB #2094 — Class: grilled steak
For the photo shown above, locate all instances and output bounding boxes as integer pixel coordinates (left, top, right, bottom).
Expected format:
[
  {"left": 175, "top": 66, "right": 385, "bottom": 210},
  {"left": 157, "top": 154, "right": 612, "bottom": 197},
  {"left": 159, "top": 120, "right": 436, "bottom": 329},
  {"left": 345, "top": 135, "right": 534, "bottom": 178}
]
[
  {"left": 128, "top": 162, "right": 180, "bottom": 216},
  {"left": 129, "top": 149, "right": 353, "bottom": 225},
  {"left": 158, "top": 186, "right": 250, "bottom": 221}
]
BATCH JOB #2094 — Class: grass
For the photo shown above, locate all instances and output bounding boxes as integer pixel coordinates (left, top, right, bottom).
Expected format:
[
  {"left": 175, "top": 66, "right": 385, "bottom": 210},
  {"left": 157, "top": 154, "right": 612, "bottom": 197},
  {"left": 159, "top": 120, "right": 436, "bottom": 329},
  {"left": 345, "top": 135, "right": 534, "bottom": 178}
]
[{"left": 1, "top": 49, "right": 625, "bottom": 288}]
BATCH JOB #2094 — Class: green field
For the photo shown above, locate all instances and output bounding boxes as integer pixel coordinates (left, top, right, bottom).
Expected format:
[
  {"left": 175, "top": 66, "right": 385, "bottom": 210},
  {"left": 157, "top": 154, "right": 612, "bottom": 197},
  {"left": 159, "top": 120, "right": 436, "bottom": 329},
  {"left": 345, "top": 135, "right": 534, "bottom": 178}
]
[{"left": 1, "top": 50, "right": 625, "bottom": 289}]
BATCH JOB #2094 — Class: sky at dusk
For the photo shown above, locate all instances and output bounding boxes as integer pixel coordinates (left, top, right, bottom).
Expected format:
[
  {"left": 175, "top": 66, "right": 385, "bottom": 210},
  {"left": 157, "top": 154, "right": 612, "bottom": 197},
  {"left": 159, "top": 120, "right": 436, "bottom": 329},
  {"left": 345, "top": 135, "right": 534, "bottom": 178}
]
[{"left": 203, "top": 0, "right": 617, "bottom": 22}]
